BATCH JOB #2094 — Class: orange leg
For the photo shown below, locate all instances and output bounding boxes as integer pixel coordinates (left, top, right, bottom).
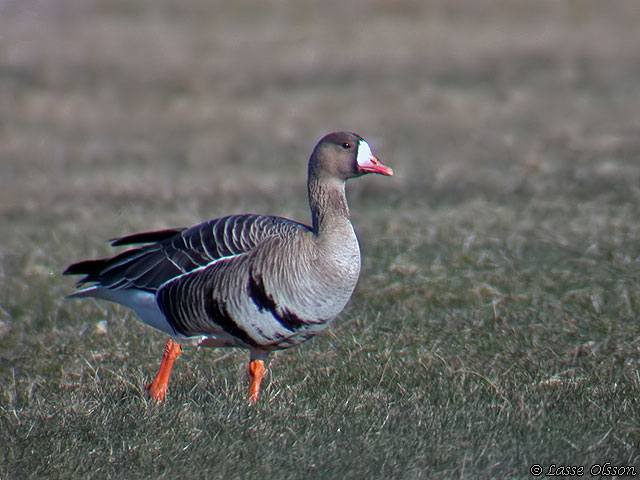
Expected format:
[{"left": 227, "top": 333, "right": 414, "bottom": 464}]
[
  {"left": 248, "top": 359, "right": 266, "bottom": 403},
  {"left": 146, "top": 338, "right": 182, "bottom": 401}
]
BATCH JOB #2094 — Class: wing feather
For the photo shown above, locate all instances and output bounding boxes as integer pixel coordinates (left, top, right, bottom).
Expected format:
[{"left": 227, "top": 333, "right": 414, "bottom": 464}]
[{"left": 64, "top": 214, "right": 311, "bottom": 293}]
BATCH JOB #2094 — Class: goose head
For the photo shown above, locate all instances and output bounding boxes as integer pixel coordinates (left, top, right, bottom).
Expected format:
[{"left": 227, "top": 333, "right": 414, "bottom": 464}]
[{"left": 309, "top": 132, "right": 393, "bottom": 181}]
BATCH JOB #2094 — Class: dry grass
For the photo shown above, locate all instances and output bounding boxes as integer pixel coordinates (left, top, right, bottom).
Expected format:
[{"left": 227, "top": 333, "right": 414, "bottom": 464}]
[{"left": 1, "top": 0, "right": 639, "bottom": 478}]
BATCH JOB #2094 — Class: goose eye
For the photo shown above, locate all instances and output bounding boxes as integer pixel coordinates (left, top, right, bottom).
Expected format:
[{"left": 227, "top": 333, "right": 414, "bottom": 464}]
[{"left": 341, "top": 142, "right": 351, "bottom": 149}]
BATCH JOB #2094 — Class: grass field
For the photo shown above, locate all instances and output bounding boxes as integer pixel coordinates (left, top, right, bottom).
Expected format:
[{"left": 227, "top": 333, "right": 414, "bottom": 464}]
[{"left": 1, "top": 0, "right": 639, "bottom": 478}]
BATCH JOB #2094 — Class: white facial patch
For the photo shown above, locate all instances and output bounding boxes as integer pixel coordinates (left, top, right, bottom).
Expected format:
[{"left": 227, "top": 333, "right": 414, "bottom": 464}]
[{"left": 356, "top": 140, "right": 374, "bottom": 167}]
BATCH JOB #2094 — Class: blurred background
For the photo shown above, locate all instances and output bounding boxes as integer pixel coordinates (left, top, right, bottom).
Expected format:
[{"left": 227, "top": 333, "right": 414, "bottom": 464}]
[{"left": 2, "top": 0, "right": 639, "bottom": 232}]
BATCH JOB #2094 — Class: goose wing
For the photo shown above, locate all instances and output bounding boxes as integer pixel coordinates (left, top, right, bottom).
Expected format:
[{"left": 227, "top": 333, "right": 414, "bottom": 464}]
[{"left": 64, "top": 214, "right": 310, "bottom": 293}]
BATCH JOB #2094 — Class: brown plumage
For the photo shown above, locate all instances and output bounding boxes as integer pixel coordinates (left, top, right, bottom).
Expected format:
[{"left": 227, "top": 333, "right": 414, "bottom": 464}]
[{"left": 64, "top": 131, "right": 393, "bottom": 402}]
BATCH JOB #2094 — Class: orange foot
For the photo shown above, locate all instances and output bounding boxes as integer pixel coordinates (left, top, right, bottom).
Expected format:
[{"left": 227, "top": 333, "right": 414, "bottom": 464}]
[
  {"left": 249, "top": 359, "right": 266, "bottom": 404},
  {"left": 146, "top": 338, "right": 182, "bottom": 401}
]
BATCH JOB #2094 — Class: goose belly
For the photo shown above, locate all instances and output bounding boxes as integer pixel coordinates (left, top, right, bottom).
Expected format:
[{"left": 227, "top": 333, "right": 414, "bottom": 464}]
[{"left": 236, "top": 271, "right": 358, "bottom": 349}]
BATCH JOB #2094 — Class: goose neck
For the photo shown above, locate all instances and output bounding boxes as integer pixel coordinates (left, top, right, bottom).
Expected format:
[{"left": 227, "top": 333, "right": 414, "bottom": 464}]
[{"left": 308, "top": 175, "right": 350, "bottom": 235}]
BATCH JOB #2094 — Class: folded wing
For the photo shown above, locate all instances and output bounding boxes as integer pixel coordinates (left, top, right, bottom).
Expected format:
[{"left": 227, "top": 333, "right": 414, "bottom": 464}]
[{"left": 64, "top": 214, "right": 310, "bottom": 294}]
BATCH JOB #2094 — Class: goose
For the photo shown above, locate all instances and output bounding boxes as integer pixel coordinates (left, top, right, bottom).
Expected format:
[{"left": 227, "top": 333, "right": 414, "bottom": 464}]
[{"left": 64, "top": 131, "right": 393, "bottom": 403}]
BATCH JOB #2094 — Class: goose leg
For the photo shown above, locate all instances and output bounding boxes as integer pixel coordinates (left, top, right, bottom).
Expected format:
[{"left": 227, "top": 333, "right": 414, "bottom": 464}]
[
  {"left": 248, "top": 351, "right": 269, "bottom": 403},
  {"left": 146, "top": 338, "right": 182, "bottom": 401}
]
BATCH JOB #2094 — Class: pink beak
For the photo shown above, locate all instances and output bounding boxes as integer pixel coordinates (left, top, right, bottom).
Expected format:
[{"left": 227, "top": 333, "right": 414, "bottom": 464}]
[{"left": 359, "top": 156, "right": 394, "bottom": 176}]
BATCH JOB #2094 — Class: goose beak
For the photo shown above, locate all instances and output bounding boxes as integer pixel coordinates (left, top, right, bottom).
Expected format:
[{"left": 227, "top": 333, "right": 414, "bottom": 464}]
[
  {"left": 356, "top": 140, "right": 393, "bottom": 176},
  {"left": 359, "top": 156, "right": 394, "bottom": 176}
]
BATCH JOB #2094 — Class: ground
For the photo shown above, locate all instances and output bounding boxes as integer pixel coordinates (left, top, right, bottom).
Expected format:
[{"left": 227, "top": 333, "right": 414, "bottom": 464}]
[{"left": 0, "top": 1, "right": 639, "bottom": 478}]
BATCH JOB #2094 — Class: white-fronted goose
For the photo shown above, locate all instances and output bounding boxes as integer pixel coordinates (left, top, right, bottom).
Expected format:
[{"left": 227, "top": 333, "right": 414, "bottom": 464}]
[{"left": 64, "top": 132, "right": 393, "bottom": 403}]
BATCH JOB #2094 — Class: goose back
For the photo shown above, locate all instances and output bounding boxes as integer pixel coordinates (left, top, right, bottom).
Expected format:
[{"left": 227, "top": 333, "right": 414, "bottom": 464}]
[{"left": 66, "top": 214, "right": 310, "bottom": 294}]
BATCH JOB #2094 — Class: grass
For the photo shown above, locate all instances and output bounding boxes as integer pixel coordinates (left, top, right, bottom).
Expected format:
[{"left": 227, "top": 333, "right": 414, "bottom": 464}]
[{"left": 1, "top": 0, "right": 639, "bottom": 478}]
